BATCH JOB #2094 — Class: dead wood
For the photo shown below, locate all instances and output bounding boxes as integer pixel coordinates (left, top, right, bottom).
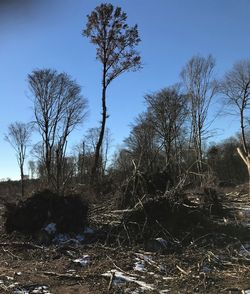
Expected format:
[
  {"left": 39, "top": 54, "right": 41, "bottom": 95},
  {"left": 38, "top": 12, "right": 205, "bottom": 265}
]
[
  {"left": 0, "top": 242, "right": 44, "bottom": 250},
  {"left": 4, "top": 189, "right": 89, "bottom": 235},
  {"left": 42, "top": 271, "right": 83, "bottom": 280}
]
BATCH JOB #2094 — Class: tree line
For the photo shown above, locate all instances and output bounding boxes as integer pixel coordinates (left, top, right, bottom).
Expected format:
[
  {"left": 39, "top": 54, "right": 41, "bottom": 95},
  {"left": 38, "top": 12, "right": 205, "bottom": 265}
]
[{"left": 4, "top": 3, "right": 250, "bottom": 198}]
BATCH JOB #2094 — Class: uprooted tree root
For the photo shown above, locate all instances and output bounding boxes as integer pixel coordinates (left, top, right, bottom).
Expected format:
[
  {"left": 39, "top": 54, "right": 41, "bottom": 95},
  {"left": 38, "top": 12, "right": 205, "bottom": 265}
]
[
  {"left": 101, "top": 187, "right": 250, "bottom": 249},
  {"left": 4, "top": 189, "right": 89, "bottom": 235}
]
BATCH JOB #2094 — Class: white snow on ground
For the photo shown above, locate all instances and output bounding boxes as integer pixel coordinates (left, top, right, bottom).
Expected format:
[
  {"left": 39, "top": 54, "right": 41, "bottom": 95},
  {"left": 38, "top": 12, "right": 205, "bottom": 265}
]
[
  {"left": 134, "top": 259, "right": 146, "bottom": 272},
  {"left": 102, "top": 253, "right": 172, "bottom": 292},
  {"left": 73, "top": 255, "right": 90, "bottom": 267},
  {"left": 242, "top": 207, "right": 250, "bottom": 217},
  {"left": 13, "top": 285, "right": 51, "bottom": 294},
  {"left": 133, "top": 253, "right": 153, "bottom": 272},
  {"left": 102, "top": 270, "right": 155, "bottom": 291},
  {"left": 155, "top": 238, "right": 168, "bottom": 249},
  {"left": 48, "top": 227, "right": 94, "bottom": 245},
  {"left": 75, "top": 234, "right": 85, "bottom": 242},
  {"left": 44, "top": 223, "right": 56, "bottom": 234},
  {"left": 52, "top": 233, "right": 71, "bottom": 244},
  {"left": 84, "top": 227, "right": 94, "bottom": 234},
  {"left": 240, "top": 243, "right": 250, "bottom": 256}
]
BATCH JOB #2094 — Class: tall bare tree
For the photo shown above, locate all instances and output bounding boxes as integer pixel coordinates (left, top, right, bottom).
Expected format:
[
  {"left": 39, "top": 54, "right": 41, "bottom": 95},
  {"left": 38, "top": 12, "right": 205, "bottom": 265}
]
[
  {"left": 83, "top": 3, "right": 141, "bottom": 185},
  {"left": 28, "top": 69, "right": 88, "bottom": 193},
  {"left": 5, "top": 122, "right": 32, "bottom": 197},
  {"left": 220, "top": 60, "right": 250, "bottom": 194},
  {"left": 145, "top": 86, "right": 188, "bottom": 180},
  {"left": 181, "top": 55, "right": 217, "bottom": 180}
]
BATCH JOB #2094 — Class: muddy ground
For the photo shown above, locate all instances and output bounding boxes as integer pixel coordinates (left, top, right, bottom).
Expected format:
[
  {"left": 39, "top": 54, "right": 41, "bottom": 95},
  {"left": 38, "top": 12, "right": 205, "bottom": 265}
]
[{"left": 0, "top": 186, "right": 250, "bottom": 293}]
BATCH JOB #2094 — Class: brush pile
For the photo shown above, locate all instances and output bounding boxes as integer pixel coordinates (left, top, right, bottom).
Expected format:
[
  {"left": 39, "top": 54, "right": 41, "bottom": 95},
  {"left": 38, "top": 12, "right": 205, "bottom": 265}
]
[{"left": 4, "top": 189, "right": 89, "bottom": 235}]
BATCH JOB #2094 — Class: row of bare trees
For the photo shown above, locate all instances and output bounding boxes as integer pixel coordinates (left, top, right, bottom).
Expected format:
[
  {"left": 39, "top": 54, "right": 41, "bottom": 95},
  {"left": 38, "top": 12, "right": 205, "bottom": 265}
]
[
  {"left": 112, "top": 58, "right": 250, "bottom": 199},
  {"left": 5, "top": 69, "right": 88, "bottom": 196},
  {"left": 28, "top": 69, "right": 88, "bottom": 193},
  {"left": 4, "top": 3, "right": 250, "bottom": 198},
  {"left": 5, "top": 58, "right": 250, "bottom": 197}
]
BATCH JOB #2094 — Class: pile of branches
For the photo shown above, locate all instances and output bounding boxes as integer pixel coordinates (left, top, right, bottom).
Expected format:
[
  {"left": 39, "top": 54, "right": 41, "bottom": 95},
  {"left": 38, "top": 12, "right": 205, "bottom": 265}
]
[
  {"left": 105, "top": 186, "right": 227, "bottom": 247},
  {"left": 4, "top": 189, "right": 89, "bottom": 235}
]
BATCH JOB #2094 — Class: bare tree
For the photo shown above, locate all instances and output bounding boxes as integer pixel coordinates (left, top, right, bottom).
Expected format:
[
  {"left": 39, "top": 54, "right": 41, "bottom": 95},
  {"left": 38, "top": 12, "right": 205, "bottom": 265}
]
[
  {"left": 145, "top": 86, "right": 188, "bottom": 180},
  {"left": 5, "top": 122, "right": 32, "bottom": 197},
  {"left": 220, "top": 60, "right": 250, "bottom": 194},
  {"left": 76, "top": 127, "right": 112, "bottom": 184},
  {"left": 28, "top": 160, "right": 36, "bottom": 179},
  {"left": 83, "top": 3, "right": 142, "bottom": 185},
  {"left": 84, "top": 127, "right": 112, "bottom": 176},
  {"left": 124, "top": 113, "right": 161, "bottom": 176},
  {"left": 28, "top": 69, "right": 88, "bottom": 193},
  {"left": 181, "top": 55, "right": 217, "bottom": 180}
]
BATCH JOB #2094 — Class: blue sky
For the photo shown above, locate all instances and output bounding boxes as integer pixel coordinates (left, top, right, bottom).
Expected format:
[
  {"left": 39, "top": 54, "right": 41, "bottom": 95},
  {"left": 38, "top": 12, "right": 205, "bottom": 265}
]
[{"left": 1, "top": 0, "right": 250, "bottom": 180}]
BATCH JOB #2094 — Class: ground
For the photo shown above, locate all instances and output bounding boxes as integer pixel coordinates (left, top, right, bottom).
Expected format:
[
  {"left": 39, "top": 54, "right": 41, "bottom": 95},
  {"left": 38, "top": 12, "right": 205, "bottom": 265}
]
[{"left": 0, "top": 186, "right": 250, "bottom": 293}]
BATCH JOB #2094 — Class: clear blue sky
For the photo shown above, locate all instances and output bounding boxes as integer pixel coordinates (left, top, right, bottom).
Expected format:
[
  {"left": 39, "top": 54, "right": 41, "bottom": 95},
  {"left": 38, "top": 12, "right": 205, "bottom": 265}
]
[{"left": 1, "top": 0, "right": 250, "bottom": 180}]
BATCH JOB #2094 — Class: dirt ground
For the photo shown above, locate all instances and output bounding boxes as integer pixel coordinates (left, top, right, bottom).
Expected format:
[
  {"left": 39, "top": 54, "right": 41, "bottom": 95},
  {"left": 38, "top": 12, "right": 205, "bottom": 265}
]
[{"left": 0, "top": 186, "right": 250, "bottom": 293}]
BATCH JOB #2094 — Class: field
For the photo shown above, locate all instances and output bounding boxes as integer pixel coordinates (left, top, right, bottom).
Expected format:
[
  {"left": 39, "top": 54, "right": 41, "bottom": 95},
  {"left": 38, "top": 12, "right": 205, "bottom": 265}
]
[{"left": 0, "top": 185, "right": 250, "bottom": 293}]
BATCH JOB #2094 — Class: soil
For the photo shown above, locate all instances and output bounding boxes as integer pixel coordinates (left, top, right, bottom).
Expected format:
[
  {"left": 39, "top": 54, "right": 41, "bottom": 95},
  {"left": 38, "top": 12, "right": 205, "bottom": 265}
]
[{"left": 0, "top": 186, "right": 250, "bottom": 293}]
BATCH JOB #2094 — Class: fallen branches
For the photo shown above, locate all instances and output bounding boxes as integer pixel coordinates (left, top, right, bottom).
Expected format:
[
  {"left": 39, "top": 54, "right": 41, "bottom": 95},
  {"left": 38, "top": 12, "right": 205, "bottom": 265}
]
[
  {"left": 176, "top": 264, "right": 190, "bottom": 275},
  {"left": 42, "top": 271, "right": 83, "bottom": 280},
  {"left": 0, "top": 242, "right": 44, "bottom": 250}
]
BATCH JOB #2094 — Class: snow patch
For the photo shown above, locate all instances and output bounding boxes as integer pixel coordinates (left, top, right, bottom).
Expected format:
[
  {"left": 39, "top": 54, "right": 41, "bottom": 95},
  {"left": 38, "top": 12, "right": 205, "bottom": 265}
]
[
  {"left": 102, "top": 270, "right": 155, "bottom": 291},
  {"left": 52, "top": 233, "right": 71, "bottom": 244},
  {"left": 44, "top": 223, "right": 56, "bottom": 234},
  {"left": 73, "top": 255, "right": 90, "bottom": 267},
  {"left": 134, "top": 259, "right": 146, "bottom": 272},
  {"left": 240, "top": 243, "right": 250, "bottom": 256},
  {"left": 84, "top": 227, "right": 94, "bottom": 234},
  {"left": 75, "top": 234, "right": 85, "bottom": 242},
  {"left": 14, "top": 285, "right": 51, "bottom": 294},
  {"left": 51, "top": 227, "right": 94, "bottom": 245},
  {"left": 155, "top": 237, "right": 168, "bottom": 249}
]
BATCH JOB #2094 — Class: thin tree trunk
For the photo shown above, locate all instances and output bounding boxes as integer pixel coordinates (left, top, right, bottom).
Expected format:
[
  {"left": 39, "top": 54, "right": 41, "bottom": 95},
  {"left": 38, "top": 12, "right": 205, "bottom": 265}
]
[
  {"left": 237, "top": 147, "right": 250, "bottom": 197},
  {"left": 248, "top": 165, "right": 250, "bottom": 199},
  {"left": 90, "top": 67, "right": 107, "bottom": 186},
  {"left": 45, "top": 145, "right": 52, "bottom": 188},
  {"left": 56, "top": 149, "right": 61, "bottom": 194},
  {"left": 20, "top": 165, "right": 24, "bottom": 198}
]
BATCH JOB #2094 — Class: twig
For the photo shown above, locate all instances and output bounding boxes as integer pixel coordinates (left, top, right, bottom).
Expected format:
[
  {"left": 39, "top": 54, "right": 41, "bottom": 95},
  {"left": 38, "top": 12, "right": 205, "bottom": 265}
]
[
  {"left": 2, "top": 247, "right": 22, "bottom": 260},
  {"left": 221, "top": 287, "right": 245, "bottom": 292},
  {"left": 0, "top": 242, "right": 44, "bottom": 250},
  {"left": 122, "top": 222, "right": 131, "bottom": 244},
  {"left": 239, "top": 243, "right": 250, "bottom": 256},
  {"left": 189, "top": 233, "right": 213, "bottom": 247},
  {"left": 176, "top": 265, "right": 189, "bottom": 275},
  {"left": 0, "top": 284, "right": 8, "bottom": 292},
  {"left": 156, "top": 220, "right": 179, "bottom": 243},
  {"left": 42, "top": 271, "right": 83, "bottom": 280},
  {"left": 135, "top": 252, "right": 162, "bottom": 271},
  {"left": 108, "top": 271, "right": 115, "bottom": 291},
  {"left": 106, "top": 255, "right": 141, "bottom": 278}
]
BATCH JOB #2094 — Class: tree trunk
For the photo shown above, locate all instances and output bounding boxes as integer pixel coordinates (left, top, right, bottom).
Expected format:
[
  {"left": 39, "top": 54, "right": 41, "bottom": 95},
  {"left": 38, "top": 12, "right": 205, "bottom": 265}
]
[
  {"left": 45, "top": 145, "right": 52, "bottom": 188},
  {"left": 237, "top": 147, "right": 250, "bottom": 197},
  {"left": 90, "top": 72, "right": 107, "bottom": 186},
  {"left": 20, "top": 165, "right": 24, "bottom": 198},
  {"left": 56, "top": 149, "right": 61, "bottom": 194}
]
